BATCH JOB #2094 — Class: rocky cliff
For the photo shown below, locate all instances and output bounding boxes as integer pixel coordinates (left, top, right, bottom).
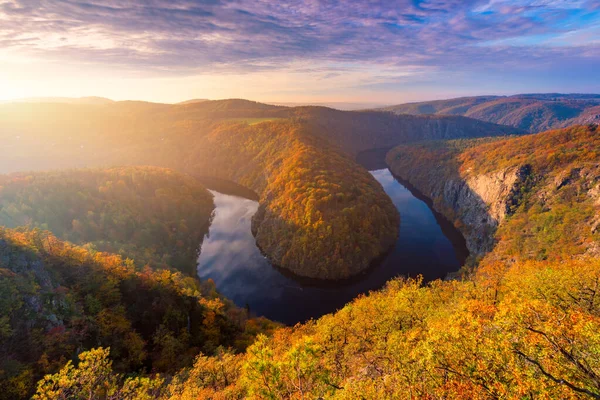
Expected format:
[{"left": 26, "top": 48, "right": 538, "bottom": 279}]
[
  {"left": 386, "top": 125, "right": 600, "bottom": 264},
  {"left": 387, "top": 146, "right": 531, "bottom": 256}
]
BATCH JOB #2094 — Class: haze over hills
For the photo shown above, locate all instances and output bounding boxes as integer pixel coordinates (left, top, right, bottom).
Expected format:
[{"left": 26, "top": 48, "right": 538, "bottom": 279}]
[
  {"left": 0, "top": 96, "right": 115, "bottom": 105},
  {"left": 0, "top": 98, "right": 521, "bottom": 173},
  {"left": 0, "top": 98, "right": 519, "bottom": 280},
  {"left": 271, "top": 101, "right": 390, "bottom": 111},
  {"left": 380, "top": 93, "right": 600, "bottom": 133},
  {"left": 0, "top": 97, "right": 381, "bottom": 111}
]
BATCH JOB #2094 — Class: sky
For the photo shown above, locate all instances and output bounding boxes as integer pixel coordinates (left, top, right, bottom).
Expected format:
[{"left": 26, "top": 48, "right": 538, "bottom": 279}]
[{"left": 0, "top": 0, "right": 599, "bottom": 104}]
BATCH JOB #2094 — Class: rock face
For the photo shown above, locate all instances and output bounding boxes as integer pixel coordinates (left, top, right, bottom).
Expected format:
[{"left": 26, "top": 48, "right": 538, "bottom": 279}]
[
  {"left": 387, "top": 151, "right": 533, "bottom": 256},
  {"left": 440, "top": 169, "right": 519, "bottom": 254}
]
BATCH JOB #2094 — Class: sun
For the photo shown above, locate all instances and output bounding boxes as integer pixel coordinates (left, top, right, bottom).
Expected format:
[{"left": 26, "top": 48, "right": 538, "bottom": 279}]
[{"left": 0, "top": 77, "right": 28, "bottom": 102}]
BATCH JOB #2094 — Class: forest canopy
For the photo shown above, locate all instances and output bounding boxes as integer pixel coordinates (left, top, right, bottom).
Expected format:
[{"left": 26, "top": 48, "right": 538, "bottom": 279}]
[
  {"left": 0, "top": 167, "right": 214, "bottom": 275},
  {"left": 387, "top": 125, "right": 600, "bottom": 264},
  {"left": 0, "top": 100, "right": 515, "bottom": 279},
  {"left": 30, "top": 124, "right": 600, "bottom": 399},
  {"left": 182, "top": 120, "right": 400, "bottom": 279},
  {"left": 0, "top": 228, "right": 277, "bottom": 399}
]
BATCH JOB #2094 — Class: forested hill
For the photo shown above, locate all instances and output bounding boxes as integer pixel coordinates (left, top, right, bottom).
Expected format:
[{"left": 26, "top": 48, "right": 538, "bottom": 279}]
[
  {"left": 180, "top": 120, "right": 400, "bottom": 279},
  {"left": 286, "top": 106, "right": 520, "bottom": 155},
  {"left": 0, "top": 99, "right": 521, "bottom": 173},
  {"left": 29, "top": 124, "right": 600, "bottom": 398},
  {"left": 0, "top": 167, "right": 214, "bottom": 275},
  {"left": 387, "top": 124, "right": 600, "bottom": 264},
  {"left": 0, "top": 228, "right": 278, "bottom": 399},
  {"left": 381, "top": 93, "right": 600, "bottom": 133},
  {"left": 0, "top": 99, "right": 515, "bottom": 279}
]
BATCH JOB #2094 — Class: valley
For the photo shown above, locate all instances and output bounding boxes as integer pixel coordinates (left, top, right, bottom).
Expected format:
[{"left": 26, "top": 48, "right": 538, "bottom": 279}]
[
  {"left": 0, "top": 100, "right": 516, "bottom": 280},
  {"left": 2, "top": 1, "right": 599, "bottom": 397},
  {"left": 197, "top": 169, "right": 467, "bottom": 325},
  {"left": 1, "top": 97, "right": 600, "bottom": 399}
]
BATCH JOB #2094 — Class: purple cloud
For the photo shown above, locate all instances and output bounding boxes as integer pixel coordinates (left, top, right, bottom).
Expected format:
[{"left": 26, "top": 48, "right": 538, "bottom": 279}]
[{"left": 0, "top": 0, "right": 598, "bottom": 91}]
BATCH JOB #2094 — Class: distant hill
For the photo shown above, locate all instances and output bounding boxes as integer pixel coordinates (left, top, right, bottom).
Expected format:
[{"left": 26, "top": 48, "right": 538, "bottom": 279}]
[
  {"left": 271, "top": 101, "right": 389, "bottom": 111},
  {"left": 284, "top": 106, "right": 521, "bottom": 155},
  {"left": 177, "top": 98, "right": 210, "bottom": 105},
  {"left": 0, "top": 99, "right": 520, "bottom": 172},
  {"left": 381, "top": 93, "right": 600, "bottom": 133}
]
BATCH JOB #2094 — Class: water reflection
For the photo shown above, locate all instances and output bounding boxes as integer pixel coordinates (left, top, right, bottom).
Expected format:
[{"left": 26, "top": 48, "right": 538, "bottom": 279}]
[
  {"left": 197, "top": 191, "right": 286, "bottom": 302},
  {"left": 197, "top": 169, "right": 467, "bottom": 325}
]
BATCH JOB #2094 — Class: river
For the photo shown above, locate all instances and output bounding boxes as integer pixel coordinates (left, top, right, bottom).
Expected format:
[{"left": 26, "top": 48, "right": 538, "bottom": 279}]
[{"left": 197, "top": 169, "right": 468, "bottom": 325}]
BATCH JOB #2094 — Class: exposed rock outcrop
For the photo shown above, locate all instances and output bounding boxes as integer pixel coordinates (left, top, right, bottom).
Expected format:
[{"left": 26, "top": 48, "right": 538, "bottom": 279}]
[{"left": 387, "top": 150, "right": 533, "bottom": 257}]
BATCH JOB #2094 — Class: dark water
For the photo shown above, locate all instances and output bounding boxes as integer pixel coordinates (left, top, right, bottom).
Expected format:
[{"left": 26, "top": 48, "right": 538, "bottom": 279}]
[{"left": 197, "top": 169, "right": 468, "bottom": 325}]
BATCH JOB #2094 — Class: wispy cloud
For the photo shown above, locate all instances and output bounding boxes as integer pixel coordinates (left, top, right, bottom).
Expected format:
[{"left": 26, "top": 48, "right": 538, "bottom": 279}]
[{"left": 0, "top": 0, "right": 598, "bottom": 100}]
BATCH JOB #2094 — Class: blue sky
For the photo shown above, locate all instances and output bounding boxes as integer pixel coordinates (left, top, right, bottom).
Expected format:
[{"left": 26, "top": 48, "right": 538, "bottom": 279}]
[{"left": 0, "top": 0, "right": 598, "bottom": 103}]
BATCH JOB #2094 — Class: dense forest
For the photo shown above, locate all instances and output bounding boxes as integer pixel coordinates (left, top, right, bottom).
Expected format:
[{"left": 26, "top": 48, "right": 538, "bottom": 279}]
[
  {"left": 30, "top": 252, "right": 600, "bottom": 398},
  {"left": 0, "top": 100, "right": 518, "bottom": 279},
  {"left": 387, "top": 124, "right": 600, "bottom": 265},
  {"left": 0, "top": 228, "right": 278, "bottom": 399},
  {"left": 24, "top": 124, "right": 600, "bottom": 399},
  {"left": 0, "top": 167, "right": 214, "bottom": 275},
  {"left": 183, "top": 120, "right": 399, "bottom": 279}
]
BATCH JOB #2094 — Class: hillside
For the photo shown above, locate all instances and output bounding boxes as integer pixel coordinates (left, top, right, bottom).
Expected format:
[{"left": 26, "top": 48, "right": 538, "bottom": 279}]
[
  {"left": 182, "top": 120, "right": 399, "bottom": 279},
  {"left": 387, "top": 125, "right": 600, "bottom": 264},
  {"left": 0, "top": 99, "right": 515, "bottom": 280},
  {"left": 0, "top": 167, "right": 213, "bottom": 275},
  {"left": 0, "top": 100, "right": 521, "bottom": 173},
  {"left": 382, "top": 94, "right": 600, "bottom": 133},
  {"left": 287, "top": 107, "right": 521, "bottom": 156},
  {"left": 29, "top": 125, "right": 600, "bottom": 399},
  {"left": 33, "top": 234, "right": 600, "bottom": 398},
  {"left": 0, "top": 228, "right": 277, "bottom": 399}
]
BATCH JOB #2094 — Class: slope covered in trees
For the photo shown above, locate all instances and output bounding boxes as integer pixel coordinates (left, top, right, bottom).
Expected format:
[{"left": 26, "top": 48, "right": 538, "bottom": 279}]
[
  {"left": 381, "top": 93, "right": 600, "bottom": 133},
  {"left": 0, "top": 99, "right": 519, "bottom": 279},
  {"left": 0, "top": 100, "right": 521, "bottom": 173},
  {"left": 287, "top": 106, "right": 520, "bottom": 155},
  {"left": 387, "top": 125, "right": 600, "bottom": 264},
  {"left": 30, "top": 127, "right": 600, "bottom": 399},
  {"left": 0, "top": 167, "right": 214, "bottom": 275},
  {"left": 183, "top": 120, "right": 399, "bottom": 279},
  {"left": 0, "top": 228, "right": 277, "bottom": 399},
  {"left": 33, "top": 256, "right": 600, "bottom": 398}
]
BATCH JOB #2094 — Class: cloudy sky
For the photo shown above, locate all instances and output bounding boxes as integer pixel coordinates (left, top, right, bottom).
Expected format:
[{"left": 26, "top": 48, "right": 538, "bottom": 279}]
[{"left": 0, "top": 0, "right": 599, "bottom": 103}]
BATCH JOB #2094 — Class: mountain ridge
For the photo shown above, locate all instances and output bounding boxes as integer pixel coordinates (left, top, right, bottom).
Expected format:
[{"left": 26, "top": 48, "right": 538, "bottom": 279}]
[{"left": 381, "top": 93, "right": 600, "bottom": 133}]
